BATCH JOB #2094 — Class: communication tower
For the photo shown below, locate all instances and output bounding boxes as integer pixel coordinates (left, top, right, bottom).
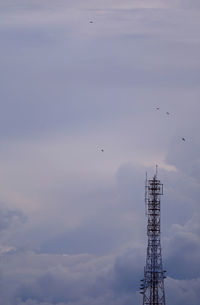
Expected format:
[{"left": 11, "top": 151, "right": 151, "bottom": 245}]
[{"left": 140, "top": 171, "right": 166, "bottom": 305}]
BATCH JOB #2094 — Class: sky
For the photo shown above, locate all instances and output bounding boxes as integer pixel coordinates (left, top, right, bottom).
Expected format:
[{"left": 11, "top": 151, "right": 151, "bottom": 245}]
[{"left": 0, "top": 0, "right": 200, "bottom": 304}]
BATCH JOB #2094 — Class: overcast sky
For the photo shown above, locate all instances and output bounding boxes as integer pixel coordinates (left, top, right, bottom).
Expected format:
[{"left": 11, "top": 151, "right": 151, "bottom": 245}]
[{"left": 0, "top": 0, "right": 200, "bottom": 304}]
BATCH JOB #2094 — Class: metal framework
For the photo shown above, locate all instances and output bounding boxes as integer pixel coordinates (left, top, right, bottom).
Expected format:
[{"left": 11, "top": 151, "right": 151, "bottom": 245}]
[{"left": 140, "top": 172, "right": 166, "bottom": 305}]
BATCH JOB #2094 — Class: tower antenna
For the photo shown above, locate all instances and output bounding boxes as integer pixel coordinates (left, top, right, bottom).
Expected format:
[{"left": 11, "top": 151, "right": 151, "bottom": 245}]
[
  {"left": 156, "top": 164, "right": 158, "bottom": 177},
  {"left": 145, "top": 172, "right": 148, "bottom": 216},
  {"left": 140, "top": 173, "right": 166, "bottom": 305}
]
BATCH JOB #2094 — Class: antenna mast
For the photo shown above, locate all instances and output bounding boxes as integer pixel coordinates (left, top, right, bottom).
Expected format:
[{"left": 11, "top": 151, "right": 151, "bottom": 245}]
[{"left": 140, "top": 172, "right": 166, "bottom": 305}]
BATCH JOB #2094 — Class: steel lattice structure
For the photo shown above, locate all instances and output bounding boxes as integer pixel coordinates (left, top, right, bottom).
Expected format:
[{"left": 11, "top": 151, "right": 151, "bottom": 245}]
[{"left": 140, "top": 173, "right": 166, "bottom": 305}]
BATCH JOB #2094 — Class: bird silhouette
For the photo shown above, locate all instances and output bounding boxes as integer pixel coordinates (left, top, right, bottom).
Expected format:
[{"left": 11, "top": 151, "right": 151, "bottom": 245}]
[
  {"left": 182, "top": 138, "right": 186, "bottom": 141},
  {"left": 166, "top": 112, "right": 170, "bottom": 115}
]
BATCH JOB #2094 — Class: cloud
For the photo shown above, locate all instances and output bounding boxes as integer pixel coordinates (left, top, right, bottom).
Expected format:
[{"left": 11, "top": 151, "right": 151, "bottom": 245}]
[
  {"left": 0, "top": 203, "right": 26, "bottom": 232},
  {"left": 177, "top": 0, "right": 200, "bottom": 9},
  {"left": 0, "top": 203, "right": 26, "bottom": 257},
  {"left": 0, "top": 249, "right": 140, "bottom": 305},
  {"left": 14, "top": 163, "right": 146, "bottom": 254},
  {"left": 0, "top": 1, "right": 200, "bottom": 304},
  {"left": 166, "top": 277, "right": 200, "bottom": 305},
  {"left": 164, "top": 213, "right": 200, "bottom": 279},
  {"left": 0, "top": 245, "right": 198, "bottom": 305}
]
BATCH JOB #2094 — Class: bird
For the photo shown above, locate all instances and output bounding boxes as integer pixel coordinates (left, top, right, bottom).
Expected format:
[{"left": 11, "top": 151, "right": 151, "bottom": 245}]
[
  {"left": 156, "top": 107, "right": 159, "bottom": 110},
  {"left": 89, "top": 21, "right": 93, "bottom": 24},
  {"left": 101, "top": 149, "right": 104, "bottom": 152},
  {"left": 182, "top": 137, "right": 186, "bottom": 141},
  {"left": 166, "top": 112, "right": 170, "bottom": 115}
]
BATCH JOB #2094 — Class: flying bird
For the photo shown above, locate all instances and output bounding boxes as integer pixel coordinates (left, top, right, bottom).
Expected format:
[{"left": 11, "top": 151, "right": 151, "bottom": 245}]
[
  {"left": 156, "top": 107, "right": 159, "bottom": 110},
  {"left": 89, "top": 21, "right": 93, "bottom": 23},
  {"left": 101, "top": 149, "right": 104, "bottom": 152},
  {"left": 182, "top": 137, "right": 186, "bottom": 141},
  {"left": 166, "top": 112, "right": 170, "bottom": 115}
]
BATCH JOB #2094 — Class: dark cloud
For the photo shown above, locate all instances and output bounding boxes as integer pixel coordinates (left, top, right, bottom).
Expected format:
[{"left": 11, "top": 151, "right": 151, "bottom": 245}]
[
  {"left": 112, "top": 248, "right": 144, "bottom": 293},
  {"left": 0, "top": 245, "right": 198, "bottom": 305},
  {"left": 0, "top": 203, "right": 26, "bottom": 232},
  {"left": 0, "top": 248, "right": 142, "bottom": 305}
]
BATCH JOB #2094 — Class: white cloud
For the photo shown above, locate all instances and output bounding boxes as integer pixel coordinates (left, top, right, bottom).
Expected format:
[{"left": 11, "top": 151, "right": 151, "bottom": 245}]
[{"left": 166, "top": 277, "right": 200, "bottom": 305}]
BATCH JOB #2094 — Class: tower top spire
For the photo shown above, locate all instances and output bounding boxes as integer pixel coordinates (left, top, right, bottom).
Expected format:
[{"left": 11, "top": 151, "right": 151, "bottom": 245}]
[{"left": 156, "top": 164, "right": 158, "bottom": 176}]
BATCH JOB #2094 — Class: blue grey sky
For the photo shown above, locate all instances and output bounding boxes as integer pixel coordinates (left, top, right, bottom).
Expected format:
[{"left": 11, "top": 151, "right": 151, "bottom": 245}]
[{"left": 0, "top": 0, "right": 200, "bottom": 304}]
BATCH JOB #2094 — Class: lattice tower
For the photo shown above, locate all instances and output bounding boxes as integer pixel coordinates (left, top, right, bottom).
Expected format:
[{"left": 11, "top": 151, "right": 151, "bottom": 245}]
[{"left": 140, "top": 173, "right": 166, "bottom": 305}]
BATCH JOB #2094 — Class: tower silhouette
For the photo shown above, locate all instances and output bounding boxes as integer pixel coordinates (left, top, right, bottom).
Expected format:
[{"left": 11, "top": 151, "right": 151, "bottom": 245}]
[{"left": 140, "top": 172, "right": 166, "bottom": 305}]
